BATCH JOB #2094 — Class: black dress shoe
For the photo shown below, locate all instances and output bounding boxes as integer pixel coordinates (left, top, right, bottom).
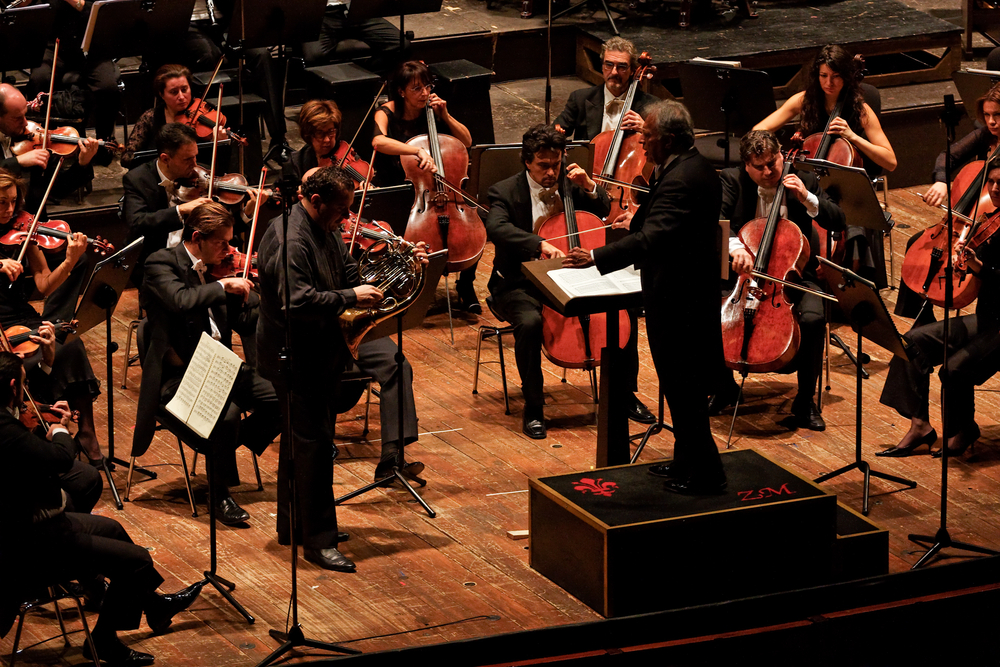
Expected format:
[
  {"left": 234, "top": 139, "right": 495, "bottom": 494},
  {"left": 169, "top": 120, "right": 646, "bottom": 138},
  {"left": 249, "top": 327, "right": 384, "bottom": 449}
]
[
  {"left": 663, "top": 476, "right": 728, "bottom": 496},
  {"left": 217, "top": 496, "right": 250, "bottom": 525},
  {"left": 457, "top": 282, "right": 482, "bottom": 314},
  {"left": 791, "top": 400, "right": 826, "bottom": 431},
  {"left": 84, "top": 639, "right": 154, "bottom": 667},
  {"left": 146, "top": 582, "right": 204, "bottom": 634},
  {"left": 337, "top": 532, "right": 350, "bottom": 543},
  {"left": 932, "top": 423, "right": 980, "bottom": 458},
  {"left": 648, "top": 462, "right": 683, "bottom": 479},
  {"left": 304, "top": 547, "right": 356, "bottom": 573},
  {"left": 877, "top": 429, "right": 937, "bottom": 457},
  {"left": 708, "top": 380, "right": 741, "bottom": 415},
  {"left": 522, "top": 416, "right": 546, "bottom": 440},
  {"left": 628, "top": 396, "right": 656, "bottom": 424}
]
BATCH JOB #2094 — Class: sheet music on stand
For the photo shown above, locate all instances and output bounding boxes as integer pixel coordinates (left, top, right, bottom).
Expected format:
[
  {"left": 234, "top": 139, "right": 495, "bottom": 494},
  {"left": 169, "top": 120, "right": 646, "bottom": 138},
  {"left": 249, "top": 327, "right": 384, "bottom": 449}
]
[
  {"left": 165, "top": 332, "right": 242, "bottom": 439},
  {"left": 548, "top": 265, "right": 640, "bottom": 299}
]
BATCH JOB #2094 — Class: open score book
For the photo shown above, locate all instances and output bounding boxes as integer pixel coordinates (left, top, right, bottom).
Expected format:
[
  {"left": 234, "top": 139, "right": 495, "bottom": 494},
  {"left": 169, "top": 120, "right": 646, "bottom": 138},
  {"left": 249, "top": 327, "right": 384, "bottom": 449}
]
[{"left": 165, "top": 333, "right": 243, "bottom": 439}]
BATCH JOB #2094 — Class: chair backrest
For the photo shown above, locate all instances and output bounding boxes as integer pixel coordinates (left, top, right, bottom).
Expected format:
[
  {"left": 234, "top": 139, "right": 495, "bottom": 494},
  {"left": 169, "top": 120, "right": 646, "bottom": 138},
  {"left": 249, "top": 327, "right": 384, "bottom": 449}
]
[
  {"left": 860, "top": 82, "right": 881, "bottom": 118},
  {"left": 137, "top": 317, "right": 150, "bottom": 367}
]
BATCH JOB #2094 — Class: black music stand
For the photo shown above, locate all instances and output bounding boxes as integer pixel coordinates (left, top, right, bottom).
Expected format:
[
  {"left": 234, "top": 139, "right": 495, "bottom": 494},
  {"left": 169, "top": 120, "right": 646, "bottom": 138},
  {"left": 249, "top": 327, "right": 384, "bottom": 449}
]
[
  {"left": 468, "top": 142, "right": 595, "bottom": 207},
  {"left": 351, "top": 183, "right": 415, "bottom": 238},
  {"left": 67, "top": 237, "right": 147, "bottom": 511},
  {"left": 334, "top": 250, "right": 448, "bottom": 517},
  {"left": 347, "top": 0, "right": 444, "bottom": 52},
  {"left": 551, "top": 0, "right": 619, "bottom": 36},
  {"left": 0, "top": 3, "right": 54, "bottom": 82},
  {"left": 678, "top": 62, "right": 775, "bottom": 168},
  {"left": 800, "top": 157, "right": 895, "bottom": 394},
  {"left": 225, "top": 0, "right": 325, "bottom": 49},
  {"left": 82, "top": 0, "right": 194, "bottom": 60},
  {"left": 522, "top": 258, "right": 644, "bottom": 468},
  {"left": 953, "top": 69, "right": 997, "bottom": 122},
  {"left": 813, "top": 257, "right": 916, "bottom": 516}
]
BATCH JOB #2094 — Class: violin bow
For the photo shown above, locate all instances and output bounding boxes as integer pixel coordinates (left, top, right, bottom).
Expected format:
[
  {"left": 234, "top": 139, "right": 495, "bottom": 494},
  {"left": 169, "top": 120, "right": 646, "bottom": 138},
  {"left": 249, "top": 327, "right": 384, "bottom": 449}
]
[
  {"left": 334, "top": 81, "right": 387, "bottom": 181},
  {"left": 430, "top": 174, "right": 489, "bottom": 214},
  {"left": 0, "top": 324, "right": 46, "bottom": 425},
  {"left": 242, "top": 166, "right": 267, "bottom": 280},
  {"left": 14, "top": 156, "right": 65, "bottom": 266},
  {"left": 348, "top": 159, "right": 377, "bottom": 256},
  {"left": 207, "top": 84, "right": 223, "bottom": 201},
  {"left": 194, "top": 55, "right": 226, "bottom": 123},
  {"left": 41, "top": 38, "right": 58, "bottom": 152}
]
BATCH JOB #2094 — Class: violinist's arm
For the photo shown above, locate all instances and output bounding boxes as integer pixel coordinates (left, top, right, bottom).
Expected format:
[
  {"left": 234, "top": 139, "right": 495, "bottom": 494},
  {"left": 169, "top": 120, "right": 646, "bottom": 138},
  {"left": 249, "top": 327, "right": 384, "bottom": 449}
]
[
  {"left": 27, "top": 239, "right": 82, "bottom": 297},
  {"left": 144, "top": 251, "right": 227, "bottom": 314},
  {"left": 831, "top": 104, "right": 896, "bottom": 171},
  {"left": 753, "top": 92, "right": 805, "bottom": 133}
]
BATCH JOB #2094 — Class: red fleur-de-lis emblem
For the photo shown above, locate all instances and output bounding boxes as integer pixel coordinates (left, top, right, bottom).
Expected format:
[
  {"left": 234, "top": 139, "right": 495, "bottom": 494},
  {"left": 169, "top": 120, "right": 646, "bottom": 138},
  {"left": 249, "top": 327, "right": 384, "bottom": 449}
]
[{"left": 573, "top": 477, "right": 618, "bottom": 497}]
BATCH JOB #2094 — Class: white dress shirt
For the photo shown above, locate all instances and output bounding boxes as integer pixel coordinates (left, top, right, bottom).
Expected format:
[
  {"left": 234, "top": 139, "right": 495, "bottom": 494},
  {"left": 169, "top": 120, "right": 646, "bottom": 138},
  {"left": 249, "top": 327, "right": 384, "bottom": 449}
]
[
  {"left": 728, "top": 185, "right": 820, "bottom": 255},
  {"left": 183, "top": 243, "right": 223, "bottom": 341},
  {"left": 602, "top": 86, "right": 628, "bottom": 134},
  {"left": 526, "top": 173, "right": 564, "bottom": 232}
]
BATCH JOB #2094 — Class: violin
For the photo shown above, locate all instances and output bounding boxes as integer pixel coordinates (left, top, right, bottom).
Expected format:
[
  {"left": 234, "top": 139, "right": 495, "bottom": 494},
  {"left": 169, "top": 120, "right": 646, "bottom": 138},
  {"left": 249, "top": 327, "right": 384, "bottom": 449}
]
[
  {"left": 402, "top": 102, "right": 486, "bottom": 274},
  {"left": 901, "top": 146, "right": 1000, "bottom": 309},
  {"left": 210, "top": 248, "right": 257, "bottom": 280},
  {"left": 0, "top": 210, "right": 114, "bottom": 255},
  {"left": 174, "top": 165, "right": 278, "bottom": 206},
  {"left": 180, "top": 98, "right": 248, "bottom": 146},
  {"left": 324, "top": 141, "right": 376, "bottom": 189},
  {"left": 4, "top": 321, "right": 76, "bottom": 357},
  {"left": 340, "top": 213, "right": 397, "bottom": 253},
  {"left": 721, "top": 149, "right": 809, "bottom": 373},
  {"left": 11, "top": 120, "right": 123, "bottom": 158},
  {"left": 591, "top": 52, "right": 655, "bottom": 234},
  {"left": 536, "top": 159, "right": 630, "bottom": 370}
]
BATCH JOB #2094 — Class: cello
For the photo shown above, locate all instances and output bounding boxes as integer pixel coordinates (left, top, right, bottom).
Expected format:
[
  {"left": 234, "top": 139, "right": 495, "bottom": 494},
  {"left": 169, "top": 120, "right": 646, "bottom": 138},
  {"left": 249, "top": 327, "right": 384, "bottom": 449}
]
[
  {"left": 402, "top": 102, "right": 486, "bottom": 273},
  {"left": 591, "top": 53, "right": 655, "bottom": 231},
  {"left": 721, "top": 149, "right": 811, "bottom": 373},
  {"left": 536, "top": 159, "right": 630, "bottom": 371},
  {"left": 900, "top": 145, "right": 999, "bottom": 309}
]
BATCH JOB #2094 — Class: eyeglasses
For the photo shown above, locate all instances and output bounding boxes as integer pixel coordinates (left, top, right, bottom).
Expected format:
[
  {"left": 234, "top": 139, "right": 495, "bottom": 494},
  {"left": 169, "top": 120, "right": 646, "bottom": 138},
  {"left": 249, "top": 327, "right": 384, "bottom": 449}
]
[
  {"left": 409, "top": 84, "right": 434, "bottom": 93},
  {"left": 602, "top": 61, "right": 631, "bottom": 73}
]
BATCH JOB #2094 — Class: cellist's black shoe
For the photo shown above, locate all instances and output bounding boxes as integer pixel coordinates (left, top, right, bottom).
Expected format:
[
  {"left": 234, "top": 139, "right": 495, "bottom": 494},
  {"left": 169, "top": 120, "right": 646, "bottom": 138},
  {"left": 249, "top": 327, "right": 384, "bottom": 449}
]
[
  {"left": 145, "top": 582, "right": 204, "bottom": 634},
  {"left": 791, "top": 400, "right": 826, "bottom": 431},
  {"left": 522, "top": 414, "right": 547, "bottom": 440},
  {"left": 648, "top": 462, "right": 683, "bottom": 479},
  {"left": 84, "top": 637, "right": 154, "bottom": 667},
  {"left": 932, "top": 423, "right": 980, "bottom": 458},
  {"left": 217, "top": 496, "right": 250, "bottom": 525},
  {"left": 457, "top": 281, "right": 482, "bottom": 314},
  {"left": 708, "top": 380, "right": 741, "bottom": 415},
  {"left": 628, "top": 395, "right": 656, "bottom": 424}
]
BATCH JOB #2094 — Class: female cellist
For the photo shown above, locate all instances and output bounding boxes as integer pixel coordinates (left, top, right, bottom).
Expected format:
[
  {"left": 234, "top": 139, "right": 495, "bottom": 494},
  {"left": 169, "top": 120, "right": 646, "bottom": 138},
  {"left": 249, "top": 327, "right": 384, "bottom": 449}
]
[
  {"left": 755, "top": 44, "right": 897, "bottom": 174},
  {"left": 0, "top": 168, "right": 105, "bottom": 467},
  {"left": 897, "top": 82, "right": 1000, "bottom": 321},
  {"left": 372, "top": 61, "right": 482, "bottom": 313}
]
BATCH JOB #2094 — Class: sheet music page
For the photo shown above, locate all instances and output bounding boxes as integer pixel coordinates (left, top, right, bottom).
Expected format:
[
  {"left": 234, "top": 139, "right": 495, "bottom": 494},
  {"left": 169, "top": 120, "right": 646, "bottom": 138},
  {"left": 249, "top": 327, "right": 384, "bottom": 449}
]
[
  {"left": 548, "top": 265, "right": 641, "bottom": 299},
  {"left": 165, "top": 333, "right": 242, "bottom": 439}
]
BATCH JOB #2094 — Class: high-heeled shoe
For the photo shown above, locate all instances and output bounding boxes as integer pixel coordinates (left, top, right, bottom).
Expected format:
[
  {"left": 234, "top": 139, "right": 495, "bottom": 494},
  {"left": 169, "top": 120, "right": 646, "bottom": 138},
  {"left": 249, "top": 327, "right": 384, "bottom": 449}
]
[
  {"left": 932, "top": 423, "right": 980, "bottom": 458},
  {"left": 876, "top": 429, "right": 938, "bottom": 457}
]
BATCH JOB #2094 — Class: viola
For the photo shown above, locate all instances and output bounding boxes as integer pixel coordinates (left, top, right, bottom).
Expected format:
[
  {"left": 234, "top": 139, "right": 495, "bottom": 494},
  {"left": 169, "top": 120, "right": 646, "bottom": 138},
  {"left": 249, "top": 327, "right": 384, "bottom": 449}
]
[
  {"left": 0, "top": 210, "right": 114, "bottom": 255},
  {"left": 325, "top": 140, "right": 375, "bottom": 189},
  {"left": 210, "top": 248, "right": 258, "bottom": 280},
  {"left": 721, "top": 149, "right": 809, "bottom": 373},
  {"left": 591, "top": 52, "right": 655, "bottom": 233},
  {"left": 11, "top": 120, "right": 123, "bottom": 157},
  {"left": 536, "top": 160, "right": 630, "bottom": 370},
  {"left": 402, "top": 102, "right": 486, "bottom": 273},
  {"left": 180, "top": 98, "right": 248, "bottom": 146},
  {"left": 174, "top": 165, "right": 278, "bottom": 206},
  {"left": 901, "top": 151, "right": 999, "bottom": 309}
]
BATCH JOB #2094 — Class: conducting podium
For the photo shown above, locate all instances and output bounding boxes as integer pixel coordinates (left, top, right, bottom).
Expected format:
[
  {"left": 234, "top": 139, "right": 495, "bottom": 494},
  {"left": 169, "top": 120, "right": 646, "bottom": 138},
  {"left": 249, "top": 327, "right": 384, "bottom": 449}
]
[{"left": 522, "top": 258, "right": 644, "bottom": 468}]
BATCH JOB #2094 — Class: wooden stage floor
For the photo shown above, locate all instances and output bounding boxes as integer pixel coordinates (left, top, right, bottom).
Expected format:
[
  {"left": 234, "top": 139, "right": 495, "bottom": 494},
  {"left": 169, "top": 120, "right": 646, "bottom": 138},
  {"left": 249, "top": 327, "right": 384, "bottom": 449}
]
[{"left": 8, "top": 187, "right": 1000, "bottom": 665}]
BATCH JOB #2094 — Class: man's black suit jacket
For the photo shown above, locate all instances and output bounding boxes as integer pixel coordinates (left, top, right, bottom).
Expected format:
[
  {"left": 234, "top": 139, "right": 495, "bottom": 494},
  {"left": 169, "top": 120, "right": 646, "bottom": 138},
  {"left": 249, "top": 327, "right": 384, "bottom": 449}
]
[
  {"left": 554, "top": 84, "right": 658, "bottom": 141},
  {"left": 131, "top": 243, "right": 258, "bottom": 457},
  {"left": 483, "top": 171, "right": 611, "bottom": 297},
  {"left": 719, "top": 166, "right": 845, "bottom": 280},
  {"left": 123, "top": 160, "right": 181, "bottom": 281},
  {"left": 593, "top": 149, "right": 721, "bottom": 345}
]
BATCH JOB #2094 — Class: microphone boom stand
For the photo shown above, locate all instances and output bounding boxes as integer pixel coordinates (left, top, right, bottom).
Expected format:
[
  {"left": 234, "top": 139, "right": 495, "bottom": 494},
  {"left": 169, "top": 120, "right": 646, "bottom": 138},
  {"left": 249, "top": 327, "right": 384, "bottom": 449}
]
[{"left": 907, "top": 95, "right": 998, "bottom": 567}]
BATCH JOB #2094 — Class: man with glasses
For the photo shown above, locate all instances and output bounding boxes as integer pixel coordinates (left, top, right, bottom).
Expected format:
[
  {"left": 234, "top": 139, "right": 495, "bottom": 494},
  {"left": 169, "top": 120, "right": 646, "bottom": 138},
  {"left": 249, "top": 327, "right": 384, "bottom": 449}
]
[{"left": 554, "top": 37, "right": 658, "bottom": 141}]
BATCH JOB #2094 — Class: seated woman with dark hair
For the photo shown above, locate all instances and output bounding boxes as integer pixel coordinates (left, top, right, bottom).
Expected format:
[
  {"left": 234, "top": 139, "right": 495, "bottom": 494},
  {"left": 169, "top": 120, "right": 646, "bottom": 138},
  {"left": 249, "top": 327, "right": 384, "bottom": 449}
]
[
  {"left": 121, "top": 64, "right": 194, "bottom": 169},
  {"left": 0, "top": 168, "right": 105, "bottom": 467}
]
